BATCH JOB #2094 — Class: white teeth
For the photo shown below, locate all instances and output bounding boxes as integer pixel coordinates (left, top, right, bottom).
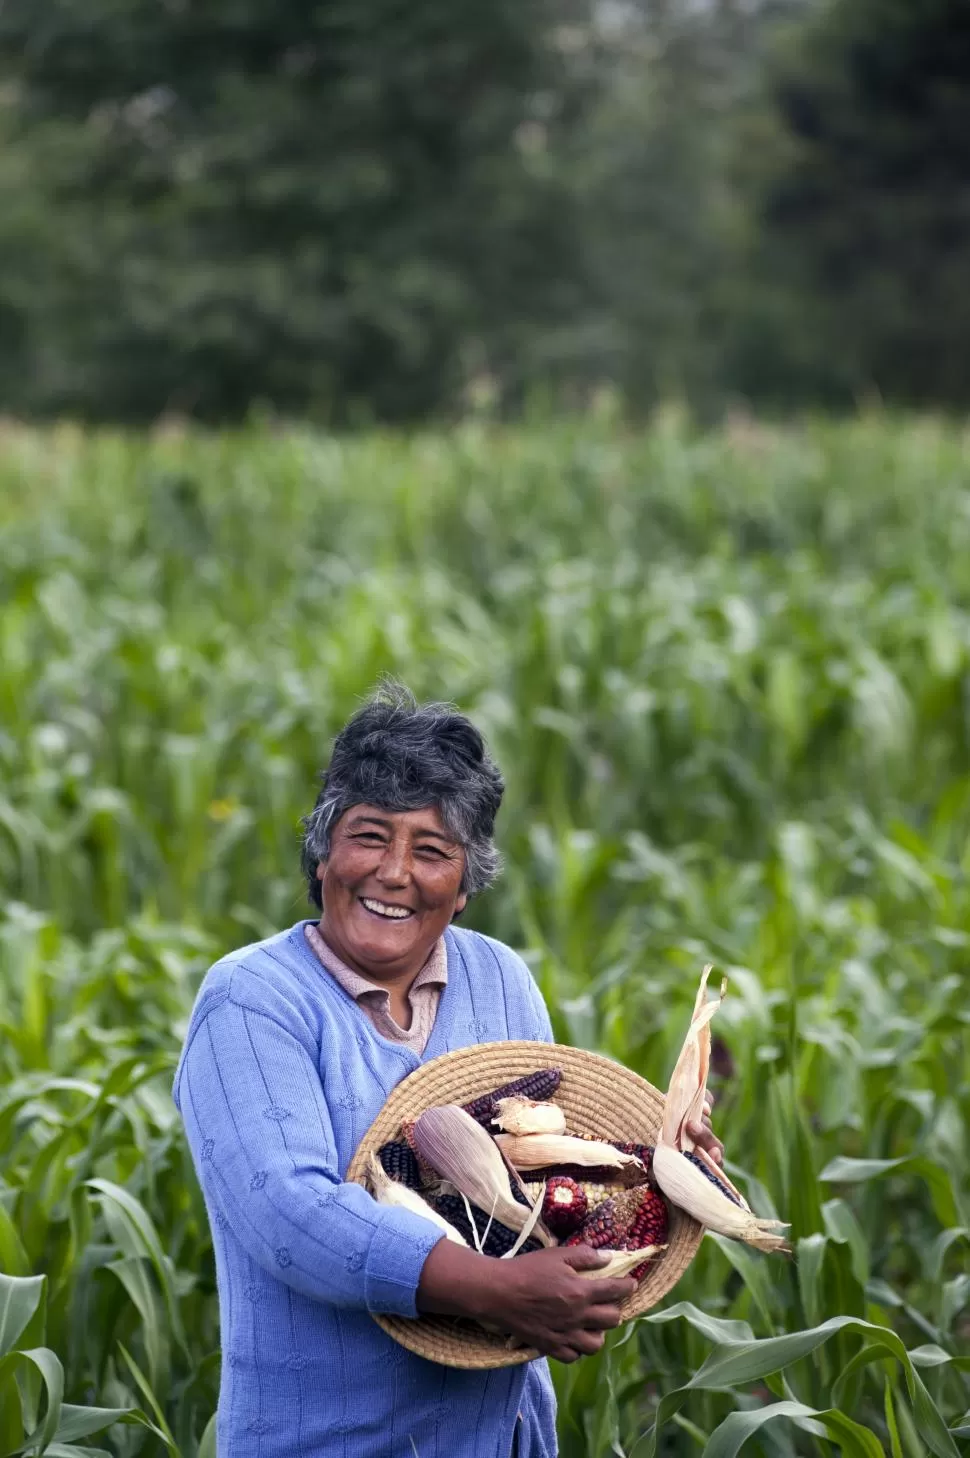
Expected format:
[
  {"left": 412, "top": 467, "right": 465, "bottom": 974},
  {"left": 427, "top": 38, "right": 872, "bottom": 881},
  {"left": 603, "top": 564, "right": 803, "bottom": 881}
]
[{"left": 361, "top": 898, "right": 412, "bottom": 919}]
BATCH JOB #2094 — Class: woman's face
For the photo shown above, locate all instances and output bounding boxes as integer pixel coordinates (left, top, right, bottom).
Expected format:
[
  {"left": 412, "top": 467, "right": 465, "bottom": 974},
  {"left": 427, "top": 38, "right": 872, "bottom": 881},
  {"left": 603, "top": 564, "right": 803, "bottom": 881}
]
[{"left": 316, "top": 803, "right": 468, "bottom": 983}]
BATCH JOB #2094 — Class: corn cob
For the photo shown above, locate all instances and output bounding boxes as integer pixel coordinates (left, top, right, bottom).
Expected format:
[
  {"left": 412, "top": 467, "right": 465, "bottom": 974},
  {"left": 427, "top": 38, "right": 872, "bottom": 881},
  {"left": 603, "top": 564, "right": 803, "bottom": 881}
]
[
  {"left": 563, "top": 1187, "right": 647, "bottom": 1249},
  {"left": 377, "top": 1140, "right": 424, "bottom": 1191},
  {"left": 624, "top": 1188, "right": 669, "bottom": 1248},
  {"left": 683, "top": 1149, "right": 742, "bottom": 1206},
  {"left": 612, "top": 1143, "right": 655, "bottom": 1180},
  {"left": 460, "top": 1069, "right": 562, "bottom": 1128},
  {"left": 399, "top": 1120, "right": 440, "bottom": 1186},
  {"left": 413, "top": 1105, "right": 556, "bottom": 1246},
  {"left": 578, "top": 1180, "right": 616, "bottom": 1209},
  {"left": 654, "top": 968, "right": 790, "bottom": 1253},
  {"left": 541, "top": 1177, "right": 588, "bottom": 1237},
  {"left": 433, "top": 1194, "right": 543, "bottom": 1257},
  {"left": 623, "top": 1189, "right": 669, "bottom": 1277},
  {"left": 516, "top": 1162, "right": 629, "bottom": 1186}
]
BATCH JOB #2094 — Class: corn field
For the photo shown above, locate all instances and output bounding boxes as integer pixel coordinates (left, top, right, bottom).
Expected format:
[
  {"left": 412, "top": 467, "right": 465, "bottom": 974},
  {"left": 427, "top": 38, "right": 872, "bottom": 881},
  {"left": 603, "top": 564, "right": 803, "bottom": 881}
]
[{"left": 1, "top": 412, "right": 968, "bottom": 1456}]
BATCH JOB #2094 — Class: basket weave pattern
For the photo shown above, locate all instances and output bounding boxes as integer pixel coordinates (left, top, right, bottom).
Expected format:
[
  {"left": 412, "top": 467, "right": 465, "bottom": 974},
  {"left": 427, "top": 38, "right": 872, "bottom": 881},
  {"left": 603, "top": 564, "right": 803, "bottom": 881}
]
[{"left": 346, "top": 1040, "right": 702, "bottom": 1369}]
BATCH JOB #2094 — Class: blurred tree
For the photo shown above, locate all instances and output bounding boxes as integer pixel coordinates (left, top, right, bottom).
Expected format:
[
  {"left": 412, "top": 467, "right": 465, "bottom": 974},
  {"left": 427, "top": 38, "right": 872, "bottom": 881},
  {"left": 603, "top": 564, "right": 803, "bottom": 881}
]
[
  {"left": 0, "top": 0, "right": 587, "bottom": 421},
  {"left": 733, "top": 0, "right": 970, "bottom": 408}
]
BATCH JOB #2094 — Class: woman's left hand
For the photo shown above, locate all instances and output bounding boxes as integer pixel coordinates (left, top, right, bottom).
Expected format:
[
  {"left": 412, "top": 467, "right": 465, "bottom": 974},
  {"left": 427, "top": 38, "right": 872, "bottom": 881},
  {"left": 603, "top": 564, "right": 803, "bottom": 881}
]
[{"left": 686, "top": 1090, "right": 724, "bottom": 1165}]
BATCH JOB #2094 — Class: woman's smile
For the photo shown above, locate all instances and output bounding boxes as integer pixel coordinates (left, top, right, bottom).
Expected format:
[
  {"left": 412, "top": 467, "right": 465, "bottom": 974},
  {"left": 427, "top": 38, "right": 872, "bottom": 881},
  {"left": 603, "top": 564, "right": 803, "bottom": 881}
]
[{"left": 359, "top": 896, "right": 414, "bottom": 920}]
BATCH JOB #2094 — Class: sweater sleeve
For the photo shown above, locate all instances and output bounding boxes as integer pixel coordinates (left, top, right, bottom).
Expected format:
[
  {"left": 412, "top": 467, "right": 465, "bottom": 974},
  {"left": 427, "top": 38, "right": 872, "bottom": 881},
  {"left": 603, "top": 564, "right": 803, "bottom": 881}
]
[{"left": 175, "top": 989, "right": 443, "bottom": 1318}]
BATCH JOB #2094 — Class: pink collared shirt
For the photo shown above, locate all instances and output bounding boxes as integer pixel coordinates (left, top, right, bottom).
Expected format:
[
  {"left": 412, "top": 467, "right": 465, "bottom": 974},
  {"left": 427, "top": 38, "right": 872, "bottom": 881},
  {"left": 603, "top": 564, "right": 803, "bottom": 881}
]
[{"left": 303, "top": 921, "right": 446, "bottom": 1055}]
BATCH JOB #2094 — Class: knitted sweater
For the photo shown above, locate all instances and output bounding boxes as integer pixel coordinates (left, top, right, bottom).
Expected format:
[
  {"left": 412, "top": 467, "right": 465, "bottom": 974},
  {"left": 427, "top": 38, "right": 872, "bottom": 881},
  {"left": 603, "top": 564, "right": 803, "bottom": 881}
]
[{"left": 173, "top": 918, "right": 560, "bottom": 1458}]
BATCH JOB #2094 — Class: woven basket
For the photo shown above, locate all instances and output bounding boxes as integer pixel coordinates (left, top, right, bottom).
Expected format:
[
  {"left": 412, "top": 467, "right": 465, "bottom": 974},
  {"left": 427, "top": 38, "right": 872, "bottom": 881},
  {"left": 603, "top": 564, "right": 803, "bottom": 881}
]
[{"left": 346, "top": 1040, "right": 702, "bottom": 1369}]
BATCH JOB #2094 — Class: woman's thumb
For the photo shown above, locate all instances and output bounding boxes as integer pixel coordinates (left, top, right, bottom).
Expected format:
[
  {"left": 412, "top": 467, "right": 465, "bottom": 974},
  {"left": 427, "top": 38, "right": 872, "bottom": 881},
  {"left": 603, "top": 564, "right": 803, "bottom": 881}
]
[{"left": 561, "top": 1244, "right": 611, "bottom": 1272}]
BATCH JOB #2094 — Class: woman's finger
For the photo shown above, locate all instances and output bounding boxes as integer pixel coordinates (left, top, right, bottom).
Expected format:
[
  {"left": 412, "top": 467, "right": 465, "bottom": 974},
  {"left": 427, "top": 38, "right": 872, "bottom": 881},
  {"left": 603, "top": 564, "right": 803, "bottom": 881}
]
[{"left": 578, "top": 1303, "right": 624, "bottom": 1331}]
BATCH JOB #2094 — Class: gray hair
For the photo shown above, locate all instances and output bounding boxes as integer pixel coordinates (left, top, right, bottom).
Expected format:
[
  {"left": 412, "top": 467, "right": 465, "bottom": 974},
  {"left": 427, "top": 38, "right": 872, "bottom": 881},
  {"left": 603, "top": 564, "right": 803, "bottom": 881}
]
[{"left": 300, "top": 682, "right": 505, "bottom": 909}]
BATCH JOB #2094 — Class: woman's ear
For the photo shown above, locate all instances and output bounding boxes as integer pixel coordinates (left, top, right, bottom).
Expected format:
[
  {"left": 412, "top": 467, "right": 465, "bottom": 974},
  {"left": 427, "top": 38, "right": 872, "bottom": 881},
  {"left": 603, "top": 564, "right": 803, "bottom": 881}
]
[{"left": 452, "top": 892, "right": 468, "bottom": 920}]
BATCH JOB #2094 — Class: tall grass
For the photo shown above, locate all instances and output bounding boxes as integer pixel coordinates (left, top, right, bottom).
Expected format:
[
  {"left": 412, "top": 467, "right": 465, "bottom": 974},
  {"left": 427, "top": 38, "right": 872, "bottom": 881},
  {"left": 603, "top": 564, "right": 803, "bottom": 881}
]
[{"left": 1, "top": 412, "right": 968, "bottom": 1454}]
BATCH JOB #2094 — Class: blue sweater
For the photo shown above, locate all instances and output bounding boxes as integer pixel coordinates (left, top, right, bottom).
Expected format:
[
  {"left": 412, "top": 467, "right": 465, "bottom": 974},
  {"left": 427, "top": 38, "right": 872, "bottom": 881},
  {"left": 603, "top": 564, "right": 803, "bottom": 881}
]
[{"left": 173, "top": 919, "right": 560, "bottom": 1458}]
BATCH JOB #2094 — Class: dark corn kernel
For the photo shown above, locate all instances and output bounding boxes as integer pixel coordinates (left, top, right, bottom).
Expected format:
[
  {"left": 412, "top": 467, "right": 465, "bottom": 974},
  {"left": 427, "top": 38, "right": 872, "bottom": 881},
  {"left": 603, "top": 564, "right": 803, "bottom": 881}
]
[
  {"left": 461, "top": 1070, "right": 562, "bottom": 1128},
  {"left": 518, "top": 1163, "right": 625, "bottom": 1185},
  {"left": 433, "top": 1195, "right": 542, "bottom": 1257},
  {"left": 377, "top": 1141, "right": 423, "bottom": 1190},
  {"left": 683, "top": 1151, "right": 743, "bottom": 1206}
]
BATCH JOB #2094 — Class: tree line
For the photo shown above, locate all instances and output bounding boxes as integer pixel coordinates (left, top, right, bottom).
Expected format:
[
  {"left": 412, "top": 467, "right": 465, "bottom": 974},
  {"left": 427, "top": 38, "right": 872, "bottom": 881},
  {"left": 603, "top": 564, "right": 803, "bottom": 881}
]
[{"left": 0, "top": 0, "right": 967, "bottom": 423}]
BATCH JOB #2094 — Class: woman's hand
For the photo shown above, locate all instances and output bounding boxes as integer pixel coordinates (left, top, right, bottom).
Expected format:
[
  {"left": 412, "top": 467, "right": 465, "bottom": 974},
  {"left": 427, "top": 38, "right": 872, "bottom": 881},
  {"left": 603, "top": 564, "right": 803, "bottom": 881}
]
[
  {"left": 417, "top": 1241, "right": 636, "bottom": 1363},
  {"left": 686, "top": 1089, "right": 724, "bottom": 1165}
]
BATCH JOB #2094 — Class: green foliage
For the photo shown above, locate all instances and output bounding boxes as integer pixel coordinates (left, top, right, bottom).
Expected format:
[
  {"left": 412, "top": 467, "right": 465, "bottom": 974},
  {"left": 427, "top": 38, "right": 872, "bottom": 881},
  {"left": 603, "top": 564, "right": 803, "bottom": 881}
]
[
  {"left": 0, "top": 0, "right": 583, "bottom": 421},
  {"left": 1, "top": 415, "right": 969, "bottom": 1453},
  {"left": 4, "top": 0, "right": 970, "bottom": 420},
  {"left": 742, "top": 0, "right": 970, "bottom": 409}
]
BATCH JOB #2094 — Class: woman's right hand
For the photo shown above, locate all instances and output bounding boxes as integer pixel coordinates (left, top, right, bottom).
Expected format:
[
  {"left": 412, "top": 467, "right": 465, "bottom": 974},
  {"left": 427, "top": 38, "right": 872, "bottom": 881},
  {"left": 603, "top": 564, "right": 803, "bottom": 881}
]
[{"left": 417, "top": 1241, "right": 636, "bottom": 1363}]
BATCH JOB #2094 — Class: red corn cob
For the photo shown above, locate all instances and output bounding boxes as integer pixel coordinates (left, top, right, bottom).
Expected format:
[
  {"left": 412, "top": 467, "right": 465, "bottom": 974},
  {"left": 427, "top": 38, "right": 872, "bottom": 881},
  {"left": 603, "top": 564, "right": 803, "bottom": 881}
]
[
  {"left": 461, "top": 1069, "right": 563, "bottom": 1128},
  {"left": 623, "top": 1189, "right": 669, "bottom": 1277},
  {"left": 541, "top": 1177, "right": 588, "bottom": 1237},
  {"left": 563, "top": 1187, "right": 646, "bottom": 1249}
]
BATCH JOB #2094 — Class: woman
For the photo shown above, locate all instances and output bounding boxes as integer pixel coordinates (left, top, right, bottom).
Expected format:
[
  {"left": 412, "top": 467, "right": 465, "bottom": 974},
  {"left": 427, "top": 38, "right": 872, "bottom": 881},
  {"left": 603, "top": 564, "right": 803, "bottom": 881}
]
[{"left": 174, "top": 685, "right": 722, "bottom": 1457}]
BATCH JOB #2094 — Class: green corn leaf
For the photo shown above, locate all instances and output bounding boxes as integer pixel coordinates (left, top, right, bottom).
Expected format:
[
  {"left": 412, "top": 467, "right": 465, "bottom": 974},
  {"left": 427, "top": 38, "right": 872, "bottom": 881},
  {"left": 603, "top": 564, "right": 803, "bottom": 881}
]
[
  {"left": 884, "top": 1380, "right": 905, "bottom": 1458},
  {"left": 86, "top": 1180, "right": 188, "bottom": 1356},
  {"left": 116, "top": 1343, "right": 178, "bottom": 1453},
  {"left": 197, "top": 1413, "right": 217, "bottom": 1458},
  {"left": 13, "top": 1345, "right": 64, "bottom": 1455},
  {"left": 700, "top": 1398, "right": 885, "bottom": 1458},
  {"left": 50, "top": 1404, "right": 137, "bottom": 1443},
  {"left": 0, "top": 1274, "right": 45, "bottom": 1358},
  {"left": 819, "top": 1156, "right": 960, "bottom": 1229}
]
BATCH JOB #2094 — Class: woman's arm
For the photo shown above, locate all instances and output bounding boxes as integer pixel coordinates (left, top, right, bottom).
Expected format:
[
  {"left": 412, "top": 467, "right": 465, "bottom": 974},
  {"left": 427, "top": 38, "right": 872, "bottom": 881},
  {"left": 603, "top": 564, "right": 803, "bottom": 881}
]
[
  {"left": 176, "top": 991, "right": 443, "bottom": 1318},
  {"left": 417, "top": 1239, "right": 636, "bottom": 1364}
]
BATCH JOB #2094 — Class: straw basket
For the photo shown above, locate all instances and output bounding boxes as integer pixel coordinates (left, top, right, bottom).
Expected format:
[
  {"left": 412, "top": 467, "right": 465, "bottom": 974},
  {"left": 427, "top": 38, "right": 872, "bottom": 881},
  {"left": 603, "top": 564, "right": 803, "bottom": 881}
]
[{"left": 346, "top": 1039, "right": 703, "bottom": 1369}]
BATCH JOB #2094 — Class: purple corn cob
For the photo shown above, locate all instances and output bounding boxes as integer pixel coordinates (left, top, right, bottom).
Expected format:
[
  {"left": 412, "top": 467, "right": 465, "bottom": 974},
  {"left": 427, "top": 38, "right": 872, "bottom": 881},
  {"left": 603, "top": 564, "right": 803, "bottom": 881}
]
[{"left": 461, "top": 1069, "right": 562, "bottom": 1128}]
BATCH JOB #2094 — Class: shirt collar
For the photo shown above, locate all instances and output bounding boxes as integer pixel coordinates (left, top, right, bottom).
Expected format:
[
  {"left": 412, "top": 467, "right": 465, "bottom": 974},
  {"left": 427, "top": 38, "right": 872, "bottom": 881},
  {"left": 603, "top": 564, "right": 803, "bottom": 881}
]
[{"left": 303, "top": 920, "right": 448, "bottom": 1003}]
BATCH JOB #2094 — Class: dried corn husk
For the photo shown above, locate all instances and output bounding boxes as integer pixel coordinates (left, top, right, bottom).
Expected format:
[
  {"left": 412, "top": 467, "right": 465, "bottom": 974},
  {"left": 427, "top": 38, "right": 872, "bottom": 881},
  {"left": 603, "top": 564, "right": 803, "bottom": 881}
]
[
  {"left": 575, "top": 1246, "right": 666, "bottom": 1280},
  {"left": 367, "top": 1155, "right": 468, "bottom": 1245},
  {"left": 653, "top": 967, "right": 791, "bottom": 1254},
  {"left": 493, "top": 1134, "right": 647, "bottom": 1186},
  {"left": 413, "top": 1105, "right": 555, "bottom": 1247},
  {"left": 491, "top": 1097, "right": 566, "bottom": 1136},
  {"left": 652, "top": 1145, "right": 789, "bottom": 1252}
]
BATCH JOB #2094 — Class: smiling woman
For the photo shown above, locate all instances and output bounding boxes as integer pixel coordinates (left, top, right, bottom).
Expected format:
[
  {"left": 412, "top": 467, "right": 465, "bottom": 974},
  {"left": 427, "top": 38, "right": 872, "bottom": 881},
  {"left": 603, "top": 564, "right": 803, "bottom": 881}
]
[{"left": 172, "top": 682, "right": 655, "bottom": 1458}]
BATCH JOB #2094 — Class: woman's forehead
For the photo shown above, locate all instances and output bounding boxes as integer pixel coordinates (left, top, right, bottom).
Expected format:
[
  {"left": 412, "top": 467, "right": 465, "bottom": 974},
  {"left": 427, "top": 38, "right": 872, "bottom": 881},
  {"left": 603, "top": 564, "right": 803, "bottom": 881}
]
[{"left": 338, "top": 803, "right": 457, "bottom": 841}]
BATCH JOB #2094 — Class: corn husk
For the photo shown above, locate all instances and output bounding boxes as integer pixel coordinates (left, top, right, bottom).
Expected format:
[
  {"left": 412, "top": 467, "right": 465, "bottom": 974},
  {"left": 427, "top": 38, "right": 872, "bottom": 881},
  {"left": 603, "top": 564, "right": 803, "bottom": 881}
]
[
  {"left": 493, "top": 1133, "right": 648, "bottom": 1186},
  {"left": 491, "top": 1097, "right": 566, "bottom": 1136},
  {"left": 413, "top": 1105, "right": 555, "bottom": 1247},
  {"left": 575, "top": 1246, "right": 667, "bottom": 1280},
  {"left": 654, "top": 967, "right": 790, "bottom": 1254},
  {"left": 366, "top": 1155, "right": 468, "bottom": 1245},
  {"left": 652, "top": 1145, "right": 789, "bottom": 1252}
]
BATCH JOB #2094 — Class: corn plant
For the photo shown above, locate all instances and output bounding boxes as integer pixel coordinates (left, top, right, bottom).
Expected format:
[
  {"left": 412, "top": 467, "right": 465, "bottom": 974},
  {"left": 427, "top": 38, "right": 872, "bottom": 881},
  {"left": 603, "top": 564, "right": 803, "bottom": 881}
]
[{"left": 0, "top": 413, "right": 968, "bottom": 1453}]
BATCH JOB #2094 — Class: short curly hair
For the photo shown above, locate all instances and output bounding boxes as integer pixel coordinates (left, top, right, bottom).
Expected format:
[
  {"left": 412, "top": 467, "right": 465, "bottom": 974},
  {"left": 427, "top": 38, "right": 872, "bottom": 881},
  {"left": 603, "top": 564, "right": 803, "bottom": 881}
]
[{"left": 300, "top": 682, "right": 505, "bottom": 909}]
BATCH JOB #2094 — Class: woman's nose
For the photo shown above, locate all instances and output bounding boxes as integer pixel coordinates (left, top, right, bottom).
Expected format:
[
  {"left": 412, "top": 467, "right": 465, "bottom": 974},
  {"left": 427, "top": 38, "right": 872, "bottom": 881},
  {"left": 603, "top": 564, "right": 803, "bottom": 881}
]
[{"left": 376, "top": 840, "right": 410, "bottom": 885}]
